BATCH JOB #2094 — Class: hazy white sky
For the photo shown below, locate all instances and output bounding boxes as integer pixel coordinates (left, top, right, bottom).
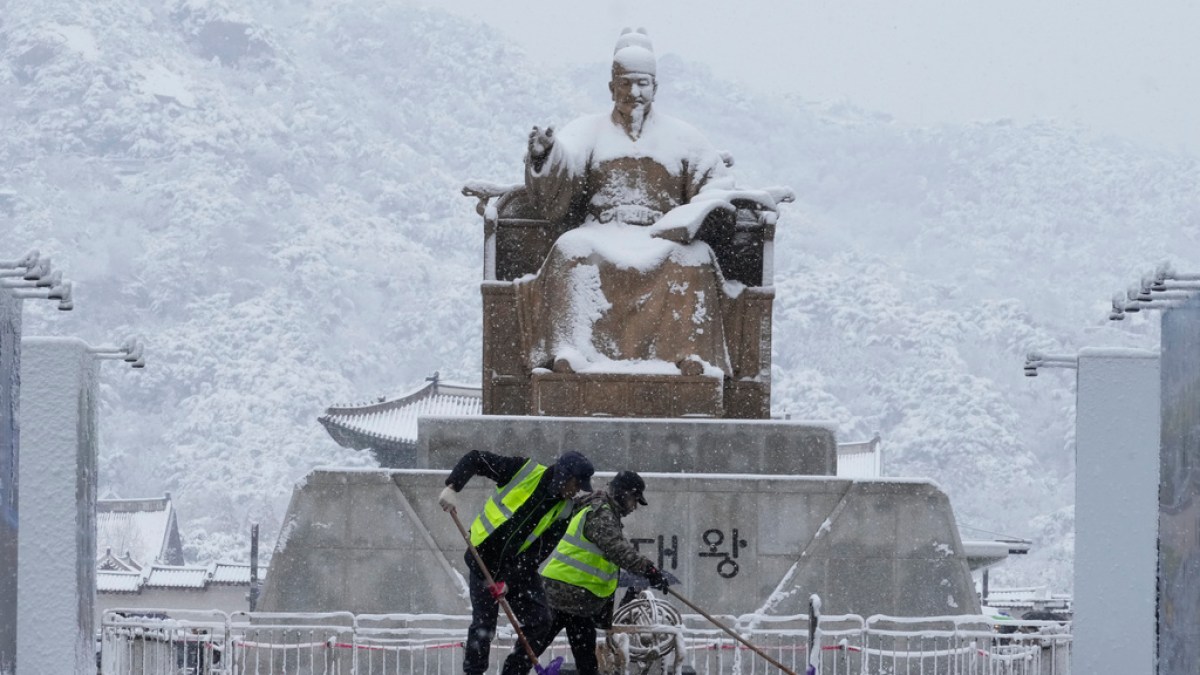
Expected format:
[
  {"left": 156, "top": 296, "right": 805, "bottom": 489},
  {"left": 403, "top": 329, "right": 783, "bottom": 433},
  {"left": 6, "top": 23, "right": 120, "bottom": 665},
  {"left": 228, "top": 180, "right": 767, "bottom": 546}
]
[{"left": 420, "top": 0, "right": 1200, "bottom": 154}]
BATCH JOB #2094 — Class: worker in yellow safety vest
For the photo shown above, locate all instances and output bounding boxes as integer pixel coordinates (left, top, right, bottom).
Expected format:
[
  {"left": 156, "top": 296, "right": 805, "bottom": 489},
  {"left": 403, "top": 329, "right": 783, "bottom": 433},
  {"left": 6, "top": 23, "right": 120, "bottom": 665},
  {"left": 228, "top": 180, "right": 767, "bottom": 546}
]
[
  {"left": 499, "top": 471, "right": 669, "bottom": 675},
  {"left": 438, "top": 450, "right": 595, "bottom": 675}
]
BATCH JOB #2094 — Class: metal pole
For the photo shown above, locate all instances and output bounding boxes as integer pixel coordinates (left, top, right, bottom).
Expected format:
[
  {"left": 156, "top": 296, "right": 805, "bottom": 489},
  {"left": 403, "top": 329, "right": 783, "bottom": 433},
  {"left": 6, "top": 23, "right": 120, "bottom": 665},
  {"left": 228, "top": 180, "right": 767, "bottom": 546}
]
[
  {"left": 249, "top": 524, "right": 259, "bottom": 612},
  {"left": 665, "top": 587, "right": 799, "bottom": 675},
  {"left": 806, "top": 594, "right": 820, "bottom": 675},
  {"left": 448, "top": 508, "right": 560, "bottom": 675}
]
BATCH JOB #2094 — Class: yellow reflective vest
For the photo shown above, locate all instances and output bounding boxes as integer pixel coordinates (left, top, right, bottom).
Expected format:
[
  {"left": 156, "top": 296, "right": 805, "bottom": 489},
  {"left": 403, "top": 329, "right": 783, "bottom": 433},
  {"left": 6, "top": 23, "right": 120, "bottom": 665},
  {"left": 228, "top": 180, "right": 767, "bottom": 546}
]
[
  {"left": 469, "top": 460, "right": 569, "bottom": 553},
  {"left": 540, "top": 504, "right": 620, "bottom": 598}
]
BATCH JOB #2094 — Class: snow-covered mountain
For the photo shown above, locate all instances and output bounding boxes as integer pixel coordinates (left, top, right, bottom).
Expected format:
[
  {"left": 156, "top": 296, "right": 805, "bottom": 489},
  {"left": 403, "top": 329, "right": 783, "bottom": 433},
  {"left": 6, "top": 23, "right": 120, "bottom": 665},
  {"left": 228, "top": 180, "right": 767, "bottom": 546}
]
[{"left": 5, "top": 0, "right": 1198, "bottom": 589}]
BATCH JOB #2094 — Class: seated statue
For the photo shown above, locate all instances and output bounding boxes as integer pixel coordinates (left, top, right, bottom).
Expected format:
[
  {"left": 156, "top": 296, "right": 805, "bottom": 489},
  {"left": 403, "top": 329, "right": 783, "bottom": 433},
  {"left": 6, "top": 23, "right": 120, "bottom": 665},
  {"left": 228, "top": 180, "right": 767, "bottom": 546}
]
[{"left": 515, "top": 29, "right": 789, "bottom": 379}]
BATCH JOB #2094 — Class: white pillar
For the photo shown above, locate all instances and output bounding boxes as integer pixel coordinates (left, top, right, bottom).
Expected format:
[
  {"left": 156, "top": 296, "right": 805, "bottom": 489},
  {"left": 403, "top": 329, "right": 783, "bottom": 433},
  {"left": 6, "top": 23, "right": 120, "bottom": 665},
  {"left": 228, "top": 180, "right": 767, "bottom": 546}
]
[
  {"left": 17, "top": 337, "right": 98, "bottom": 675},
  {"left": 0, "top": 293, "right": 20, "bottom": 675},
  {"left": 1073, "top": 348, "right": 1159, "bottom": 675},
  {"left": 1158, "top": 293, "right": 1200, "bottom": 675}
]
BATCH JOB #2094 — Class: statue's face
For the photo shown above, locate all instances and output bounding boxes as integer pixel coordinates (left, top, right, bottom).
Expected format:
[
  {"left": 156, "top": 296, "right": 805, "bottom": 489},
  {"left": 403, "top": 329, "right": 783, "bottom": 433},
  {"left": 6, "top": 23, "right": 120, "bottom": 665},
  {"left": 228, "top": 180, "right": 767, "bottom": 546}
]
[{"left": 610, "top": 73, "right": 656, "bottom": 117}]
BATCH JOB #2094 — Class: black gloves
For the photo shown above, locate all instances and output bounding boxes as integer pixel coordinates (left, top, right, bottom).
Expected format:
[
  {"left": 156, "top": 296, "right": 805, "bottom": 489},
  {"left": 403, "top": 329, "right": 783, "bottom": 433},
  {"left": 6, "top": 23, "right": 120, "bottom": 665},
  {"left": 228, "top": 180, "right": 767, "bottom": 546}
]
[{"left": 645, "top": 566, "right": 670, "bottom": 593}]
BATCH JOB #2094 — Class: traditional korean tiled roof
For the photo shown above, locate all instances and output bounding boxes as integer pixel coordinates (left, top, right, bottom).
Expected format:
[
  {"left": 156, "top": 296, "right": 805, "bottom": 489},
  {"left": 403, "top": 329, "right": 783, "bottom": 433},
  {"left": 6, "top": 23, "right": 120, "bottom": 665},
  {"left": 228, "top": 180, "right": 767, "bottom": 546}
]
[
  {"left": 96, "top": 495, "right": 185, "bottom": 567},
  {"left": 319, "top": 378, "right": 482, "bottom": 454},
  {"left": 98, "top": 562, "right": 266, "bottom": 594},
  {"left": 96, "top": 571, "right": 142, "bottom": 593},
  {"left": 97, "top": 547, "right": 142, "bottom": 572},
  {"left": 210, "top": 562, "right": 255, "bottom": 584},
  {"left": 144, "top": 564, "right": 208, "bottom": 589},
  {"left": 983, "top": 585, "right": 1072, "bottom": 613}
]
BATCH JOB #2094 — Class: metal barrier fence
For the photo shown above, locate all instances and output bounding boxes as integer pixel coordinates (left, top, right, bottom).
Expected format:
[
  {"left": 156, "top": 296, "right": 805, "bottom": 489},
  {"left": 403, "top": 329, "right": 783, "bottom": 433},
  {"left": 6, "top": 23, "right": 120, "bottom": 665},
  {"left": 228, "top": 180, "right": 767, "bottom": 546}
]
[{"left": 100, "top": 607, "right": 1071, "bottom": 675}]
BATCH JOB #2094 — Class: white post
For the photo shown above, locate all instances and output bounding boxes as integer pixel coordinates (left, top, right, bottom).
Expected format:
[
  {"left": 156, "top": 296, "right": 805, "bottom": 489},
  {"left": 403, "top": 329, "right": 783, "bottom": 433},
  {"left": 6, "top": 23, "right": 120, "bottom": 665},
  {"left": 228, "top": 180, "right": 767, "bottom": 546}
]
[
  {"left": 0, "top": 250, "right": 73, "bottom": 675},
  {"left": 1158, "top": 292, "right": 1200, "bottom": 674},
  {"left": 17, "top": 338, "right": 99, "bottom": 675},
  {"left": 1073, "top": 348, "right": 1159, "bottom": 675},
  {"left": 0, "top": 293, "right": 20, "bottom": 675}
]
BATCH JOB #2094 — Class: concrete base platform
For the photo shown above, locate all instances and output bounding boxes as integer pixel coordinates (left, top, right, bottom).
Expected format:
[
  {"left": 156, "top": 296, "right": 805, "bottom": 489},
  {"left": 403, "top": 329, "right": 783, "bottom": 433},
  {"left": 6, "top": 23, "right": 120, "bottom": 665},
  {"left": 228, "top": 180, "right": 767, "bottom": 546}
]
[
  {"left": 530, "top": 372, "right": 723, "bottom": 417},
  {"left": 260, "top": 469, "right": 980, "bottom": 618},
  {"left": 416, "top": 416, "right": 837, "bottom": 476}
]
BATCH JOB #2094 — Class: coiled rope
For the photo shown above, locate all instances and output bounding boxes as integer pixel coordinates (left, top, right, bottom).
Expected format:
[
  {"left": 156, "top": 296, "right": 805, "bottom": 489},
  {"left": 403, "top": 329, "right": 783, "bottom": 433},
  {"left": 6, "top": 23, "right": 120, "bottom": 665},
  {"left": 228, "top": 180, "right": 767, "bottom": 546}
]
[{"left": 608, "top": 592, "right": 684, "bottom": 664}]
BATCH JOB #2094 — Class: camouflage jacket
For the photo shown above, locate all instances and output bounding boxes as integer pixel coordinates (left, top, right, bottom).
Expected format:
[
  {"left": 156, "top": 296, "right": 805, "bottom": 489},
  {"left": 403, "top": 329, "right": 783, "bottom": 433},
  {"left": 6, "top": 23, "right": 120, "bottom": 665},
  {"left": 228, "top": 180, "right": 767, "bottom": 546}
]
[{"left": 544, "top": 490, "right": 655, "bottom": 618}]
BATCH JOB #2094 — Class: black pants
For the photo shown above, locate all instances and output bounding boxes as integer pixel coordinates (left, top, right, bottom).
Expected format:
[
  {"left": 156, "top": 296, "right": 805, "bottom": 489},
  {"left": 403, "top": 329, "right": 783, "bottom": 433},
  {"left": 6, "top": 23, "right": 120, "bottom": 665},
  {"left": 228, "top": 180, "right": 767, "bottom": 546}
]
[
  {"left": 464, "top": 556, "right": 551, "bottom": 675},
  {"left": 500, "top": 609, "right": 600, "bottom": 675}
]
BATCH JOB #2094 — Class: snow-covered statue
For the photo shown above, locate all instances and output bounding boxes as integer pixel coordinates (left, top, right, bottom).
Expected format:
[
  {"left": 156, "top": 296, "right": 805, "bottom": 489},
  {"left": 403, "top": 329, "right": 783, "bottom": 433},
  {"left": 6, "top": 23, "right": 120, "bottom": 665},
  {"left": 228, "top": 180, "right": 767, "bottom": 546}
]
[{"left": 465, "top": 28, "right": 791, "bottom": 419}]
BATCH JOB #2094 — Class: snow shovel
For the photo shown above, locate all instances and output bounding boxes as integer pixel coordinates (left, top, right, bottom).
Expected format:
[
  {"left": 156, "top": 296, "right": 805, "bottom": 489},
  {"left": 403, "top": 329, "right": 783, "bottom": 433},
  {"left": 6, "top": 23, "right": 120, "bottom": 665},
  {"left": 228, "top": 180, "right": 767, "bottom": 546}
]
[
  {"left": 662, "top": 587, "right": 798, "bottom": 675},
  {"left": 448, "top": 508, "right": 564, "bottom": 675}
]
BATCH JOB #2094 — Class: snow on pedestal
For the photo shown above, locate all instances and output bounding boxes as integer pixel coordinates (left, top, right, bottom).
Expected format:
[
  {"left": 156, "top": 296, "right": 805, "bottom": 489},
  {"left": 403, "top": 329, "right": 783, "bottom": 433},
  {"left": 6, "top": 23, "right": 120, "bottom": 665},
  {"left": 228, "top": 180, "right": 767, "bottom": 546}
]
[
  {"left": 17, "top": 337, "right": 98, "bottom": 675},
  {"left": 1073, "top": 348, "right": 1159, "bottom": 675},
  {"left": 0, "top": 293, "right": 20, "bottom": 675}
]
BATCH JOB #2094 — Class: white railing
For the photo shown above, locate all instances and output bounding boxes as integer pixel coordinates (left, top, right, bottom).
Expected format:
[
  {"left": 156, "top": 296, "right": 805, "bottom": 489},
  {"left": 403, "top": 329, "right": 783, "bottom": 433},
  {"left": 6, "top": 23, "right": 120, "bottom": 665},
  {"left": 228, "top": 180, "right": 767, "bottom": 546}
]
[
  {"left": 854, "top": 614, "right": 1071, "bottom": 675},
  {"left": 100, "top": 607, "right": 1071, "bottom": 675}
]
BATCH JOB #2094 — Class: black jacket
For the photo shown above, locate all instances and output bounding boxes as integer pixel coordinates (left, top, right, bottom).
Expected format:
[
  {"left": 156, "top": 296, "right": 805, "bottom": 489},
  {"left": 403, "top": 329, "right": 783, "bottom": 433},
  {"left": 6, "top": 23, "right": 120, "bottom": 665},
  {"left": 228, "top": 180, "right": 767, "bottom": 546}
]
[{"left": 446, "top": 450, "right": 572, "bottom": 577}]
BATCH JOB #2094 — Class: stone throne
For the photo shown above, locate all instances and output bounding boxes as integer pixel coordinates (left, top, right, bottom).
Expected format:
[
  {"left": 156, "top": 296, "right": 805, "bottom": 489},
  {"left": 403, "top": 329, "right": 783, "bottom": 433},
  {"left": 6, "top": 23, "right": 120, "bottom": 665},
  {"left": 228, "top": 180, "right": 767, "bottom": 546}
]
[{"left": 463, "top": 181, "right": 790, "bottom": 419}]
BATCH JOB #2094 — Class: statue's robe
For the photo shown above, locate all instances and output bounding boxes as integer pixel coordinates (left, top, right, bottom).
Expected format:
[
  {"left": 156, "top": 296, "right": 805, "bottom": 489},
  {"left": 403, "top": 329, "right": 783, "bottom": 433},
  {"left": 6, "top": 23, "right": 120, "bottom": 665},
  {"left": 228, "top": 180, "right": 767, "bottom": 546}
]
[{"left": 516, "top": 110, "right": 736, "bottom": 375}]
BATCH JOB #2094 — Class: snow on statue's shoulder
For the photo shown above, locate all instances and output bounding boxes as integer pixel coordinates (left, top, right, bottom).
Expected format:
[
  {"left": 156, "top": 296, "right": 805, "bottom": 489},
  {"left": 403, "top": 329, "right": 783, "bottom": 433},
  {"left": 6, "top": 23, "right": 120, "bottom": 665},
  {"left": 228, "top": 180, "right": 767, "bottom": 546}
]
[
  {"left": 555, "top": 112, "right": 612, "bottom": 144},
  {"left": 581, "top": 110, "right": 726, "bottom": 168}
]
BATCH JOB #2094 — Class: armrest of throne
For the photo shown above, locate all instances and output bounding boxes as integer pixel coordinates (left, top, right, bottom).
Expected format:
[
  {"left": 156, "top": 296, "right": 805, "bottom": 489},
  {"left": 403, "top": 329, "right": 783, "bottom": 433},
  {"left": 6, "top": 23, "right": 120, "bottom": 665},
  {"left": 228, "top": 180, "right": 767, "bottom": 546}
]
[
  {"left": 695, "top": 187, "right": 794, "bottom": 288},
  {"left": 691, "top": 186, "right": 792, "bottom": 415},
  {"left": 462, "top": 182, "right": 578, "bottom": 282}
]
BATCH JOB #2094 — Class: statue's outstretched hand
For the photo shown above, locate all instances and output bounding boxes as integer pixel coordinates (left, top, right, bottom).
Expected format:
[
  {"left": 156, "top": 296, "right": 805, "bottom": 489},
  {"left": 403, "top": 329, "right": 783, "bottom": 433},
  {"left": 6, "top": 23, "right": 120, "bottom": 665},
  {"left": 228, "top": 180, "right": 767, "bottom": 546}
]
[{"left": 528, "top": 125, "right": 555, "bottom": 166}]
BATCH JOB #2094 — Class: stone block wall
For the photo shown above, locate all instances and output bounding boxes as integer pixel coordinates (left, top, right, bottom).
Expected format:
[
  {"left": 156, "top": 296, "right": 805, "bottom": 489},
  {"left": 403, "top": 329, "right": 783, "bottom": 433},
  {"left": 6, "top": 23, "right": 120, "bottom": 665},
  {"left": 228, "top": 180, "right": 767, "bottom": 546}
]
[
  {"left": 260, "top": 469, "right": 979, "bottom": 619},
  {"left": 417, "top": 416, "right": 837, "bottom": 476}
]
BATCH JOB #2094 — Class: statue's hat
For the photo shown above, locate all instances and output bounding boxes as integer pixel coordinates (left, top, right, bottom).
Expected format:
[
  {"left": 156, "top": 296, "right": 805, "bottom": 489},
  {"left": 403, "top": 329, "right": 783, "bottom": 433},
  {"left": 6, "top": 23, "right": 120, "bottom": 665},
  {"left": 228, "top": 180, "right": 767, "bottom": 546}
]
[{"left": 612, "top": 27, "right": 655, "bottom": 76}]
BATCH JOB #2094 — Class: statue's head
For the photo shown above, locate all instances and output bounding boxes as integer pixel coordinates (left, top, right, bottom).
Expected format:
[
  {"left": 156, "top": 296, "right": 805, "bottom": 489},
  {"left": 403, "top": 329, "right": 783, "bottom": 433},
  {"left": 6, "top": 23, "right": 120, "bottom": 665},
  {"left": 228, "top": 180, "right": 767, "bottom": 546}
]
[{"left": 609, "top": 28, "right": 657, "bottom": 123}]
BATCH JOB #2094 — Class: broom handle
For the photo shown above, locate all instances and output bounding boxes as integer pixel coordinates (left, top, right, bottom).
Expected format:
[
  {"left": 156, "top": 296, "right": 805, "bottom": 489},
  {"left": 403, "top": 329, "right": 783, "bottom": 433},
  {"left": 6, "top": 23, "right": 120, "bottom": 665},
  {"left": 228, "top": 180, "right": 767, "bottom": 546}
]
[
  {"left": 449, "top": 508, "right": 545, "bottom": 668},
  {"left": 665, "top": 588, "right": 798, "bottom": 675}
]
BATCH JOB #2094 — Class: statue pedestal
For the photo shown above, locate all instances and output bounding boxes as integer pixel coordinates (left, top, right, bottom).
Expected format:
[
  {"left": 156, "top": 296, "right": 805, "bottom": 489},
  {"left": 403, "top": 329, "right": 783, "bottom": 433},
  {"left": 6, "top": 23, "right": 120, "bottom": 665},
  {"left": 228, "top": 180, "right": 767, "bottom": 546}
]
[
  {"left": 266, "top": 415, "right": 982, "bottom": 619},
  {"left": 261, "top": 469, "right": 981, "bottom": 619},
  {"left": 530, "top": 372, "right": 723, "bottom": 418},
  {"left": 416, "top": 415, "right": 837, "bottom": 476}
]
